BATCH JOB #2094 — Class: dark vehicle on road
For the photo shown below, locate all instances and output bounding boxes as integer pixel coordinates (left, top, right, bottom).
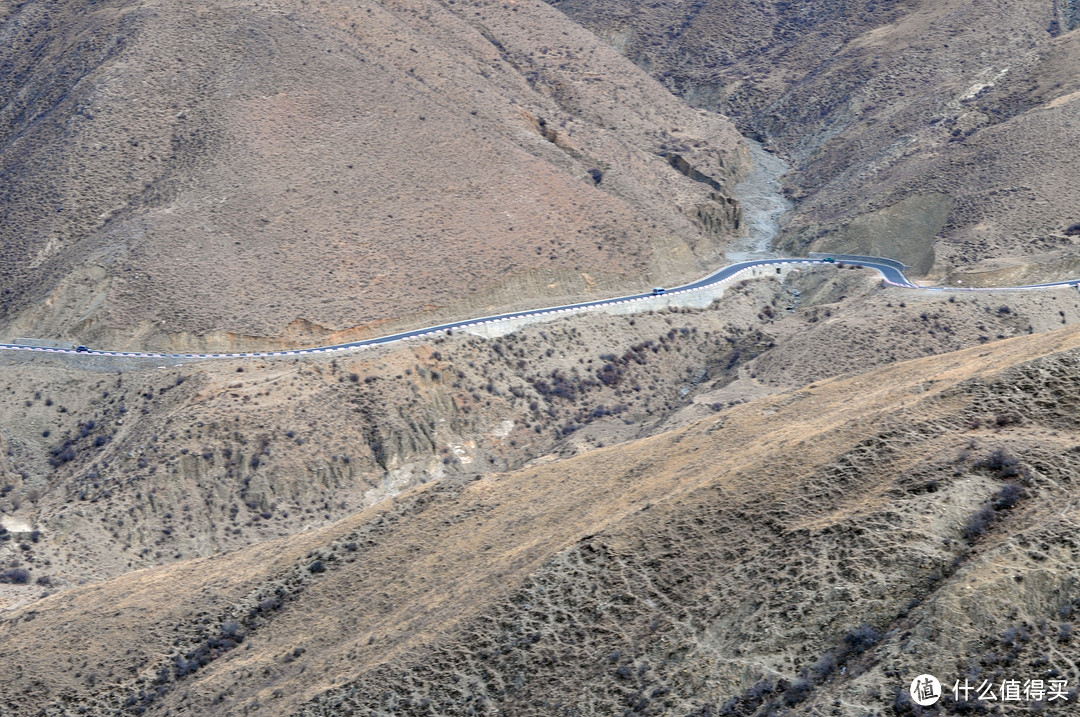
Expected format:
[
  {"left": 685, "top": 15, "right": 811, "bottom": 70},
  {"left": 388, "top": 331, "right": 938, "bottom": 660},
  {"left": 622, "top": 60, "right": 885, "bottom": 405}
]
[
  {"left": 824, "top": 257, "right": 836, "bottom": 263},
  {"left": 75, "top": 345, "right": 91, "bottom": 353}
]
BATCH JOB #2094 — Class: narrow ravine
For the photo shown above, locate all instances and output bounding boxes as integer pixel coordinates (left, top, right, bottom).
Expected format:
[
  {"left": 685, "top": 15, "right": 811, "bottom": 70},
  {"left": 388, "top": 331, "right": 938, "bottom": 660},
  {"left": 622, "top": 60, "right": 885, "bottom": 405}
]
[{"left": 726, "top": 138, "right": 792, "bottom": 262}]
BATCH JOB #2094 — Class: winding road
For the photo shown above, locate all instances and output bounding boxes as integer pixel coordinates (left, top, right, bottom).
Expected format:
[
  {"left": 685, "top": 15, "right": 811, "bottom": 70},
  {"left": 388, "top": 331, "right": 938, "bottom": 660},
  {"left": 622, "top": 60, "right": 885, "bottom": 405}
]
[{"left": 1, "top": 255, "right": 1078, "bottom": 361}]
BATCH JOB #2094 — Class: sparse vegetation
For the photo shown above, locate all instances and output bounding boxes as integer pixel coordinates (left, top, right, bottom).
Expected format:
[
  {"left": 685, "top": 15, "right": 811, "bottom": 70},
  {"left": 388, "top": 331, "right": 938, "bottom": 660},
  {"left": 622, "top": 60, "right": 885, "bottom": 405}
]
[
  {"left": 0, "top": 568, "right": 30, "bottom": 584},
  {"left": 4, "top": 2, "right": 1080, "bottom": 715}
]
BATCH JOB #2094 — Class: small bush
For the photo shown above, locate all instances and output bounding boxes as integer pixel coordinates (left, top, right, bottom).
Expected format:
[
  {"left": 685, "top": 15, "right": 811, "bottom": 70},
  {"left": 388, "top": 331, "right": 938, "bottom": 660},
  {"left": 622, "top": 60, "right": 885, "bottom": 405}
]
[
  {"left": 49, "top": 443, "right": 77, "bottom": 468},
  {"left": 258, "top": 597, "right": 282, "bottom": 613},
  {"left": 964, "top": 506, "right": 996, "bottom": 541},
  {"left": 994, "top": 411, "right": 1022, "bottom": 427},
  {"left": 783, "top": 678, "right": 813, "bottom": 706},
  {"left": 0, "top": 568, "right": 31, "bottom": 584},
  {"left": 992, "top": 483, "right": 1025, "bottom": 510},
  {"left": 1001, "top": 626, "right": 1030, "bottom": 646},
  {"left": 811, "top": 651, "right": 837, "bottom": 679},
  {"left": 843, "top": 623, "right": 882, "bottom": 654},
  {"left": 283, "top": 647, "right": 306, "bottom": 663},
  {"left": 976, "top": 447, "right": 1022, "bottom": 477},
  {"left": 744, "top": 679, "right": 774, "bottom": 704}
]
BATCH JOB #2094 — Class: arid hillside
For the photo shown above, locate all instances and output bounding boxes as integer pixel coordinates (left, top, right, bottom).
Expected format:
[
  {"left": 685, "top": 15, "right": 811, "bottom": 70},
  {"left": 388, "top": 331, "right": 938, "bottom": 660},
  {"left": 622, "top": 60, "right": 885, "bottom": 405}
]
[
  {"left": 3, "top": 309, "right": 1080, "bottom": 715},
  {"left": 550, "top": 0, "right": 1080, "bottom": 281},
  {"left": 6, "top": 265, "right": 1080, "bottom": 592},
  {"left": 6, "top": 2, "right": 1080, "bottom": 715},
  {"left": 0, "top": 0, "right": 746, "bottom": 352}
]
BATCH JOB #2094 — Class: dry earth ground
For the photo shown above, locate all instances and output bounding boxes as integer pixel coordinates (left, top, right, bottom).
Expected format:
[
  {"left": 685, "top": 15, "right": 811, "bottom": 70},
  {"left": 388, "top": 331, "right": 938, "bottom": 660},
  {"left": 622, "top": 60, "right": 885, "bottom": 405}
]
[
  {"left": 0, "top": 0, "right": 745, "bottom": 352},
  {"left": 3, "top": 311, "right": 1080, "bottom": 715},
  {"left": 5, "top": 267, "right": 1080, "bottom": 594},
  {"left": 550, "top": 0, "right": 1080, "bottom": 283}
]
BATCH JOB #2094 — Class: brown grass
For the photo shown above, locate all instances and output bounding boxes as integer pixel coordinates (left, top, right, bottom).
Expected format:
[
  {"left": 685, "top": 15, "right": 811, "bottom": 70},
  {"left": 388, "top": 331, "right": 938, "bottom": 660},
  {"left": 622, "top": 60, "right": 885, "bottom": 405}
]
[
  {"left": 556, "top": 0, "right": 1080, "bottom": 283},
  {"left": 0, "top": 0, "right": 745, "bottom": 352},
  {"left": 4, "top": 321, "right": 1080, "bottom": 714}
]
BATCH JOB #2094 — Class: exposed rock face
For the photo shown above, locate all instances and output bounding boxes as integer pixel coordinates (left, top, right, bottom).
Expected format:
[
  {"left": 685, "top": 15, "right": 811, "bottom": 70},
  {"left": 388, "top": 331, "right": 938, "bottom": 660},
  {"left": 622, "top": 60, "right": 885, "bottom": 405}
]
[
  {"left": 0, "top": 0, "right": 747, "bottom": 351},
  {"left": 695, "top": 193, "right": 742, "bottom": 242}
]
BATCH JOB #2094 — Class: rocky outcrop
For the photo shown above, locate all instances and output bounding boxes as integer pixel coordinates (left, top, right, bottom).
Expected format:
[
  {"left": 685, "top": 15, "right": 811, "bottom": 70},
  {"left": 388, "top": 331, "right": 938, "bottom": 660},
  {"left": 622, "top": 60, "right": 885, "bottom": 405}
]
[{"left": 695, "top": 193, "right": 742, "bottom": 240}]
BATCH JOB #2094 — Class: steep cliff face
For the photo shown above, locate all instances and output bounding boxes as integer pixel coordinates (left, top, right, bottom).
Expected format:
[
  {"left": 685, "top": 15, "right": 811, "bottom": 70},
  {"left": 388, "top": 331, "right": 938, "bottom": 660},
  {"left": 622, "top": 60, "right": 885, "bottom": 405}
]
[{"left": 0, "top": 0, "right": 747, "bottom": 351}]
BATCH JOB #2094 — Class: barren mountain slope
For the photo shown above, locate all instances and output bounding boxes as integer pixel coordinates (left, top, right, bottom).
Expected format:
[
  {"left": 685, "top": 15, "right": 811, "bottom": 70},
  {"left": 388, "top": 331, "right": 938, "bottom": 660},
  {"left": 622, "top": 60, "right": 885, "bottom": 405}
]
[
  {"left": 550, "top": 0, "right": 1080, "bottom": 280},
  {"left": 7, "top": 2, "right": 1080, "bottom": 716},
  {"left": 3, "top": 320, "right": 1080, "bottom": 715},
  {"left": 7, "top": 267, "right": 1080, "bottom": 593},
  {"left": 0, "top": 0, "right": 746, "bottom": 352}
]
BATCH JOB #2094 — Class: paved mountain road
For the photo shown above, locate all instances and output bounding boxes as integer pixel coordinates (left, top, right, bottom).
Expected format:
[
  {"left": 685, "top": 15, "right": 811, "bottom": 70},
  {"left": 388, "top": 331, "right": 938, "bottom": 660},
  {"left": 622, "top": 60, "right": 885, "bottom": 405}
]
[{"left": 2, "top": 257, "right": 1077, "bottom": 361}]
